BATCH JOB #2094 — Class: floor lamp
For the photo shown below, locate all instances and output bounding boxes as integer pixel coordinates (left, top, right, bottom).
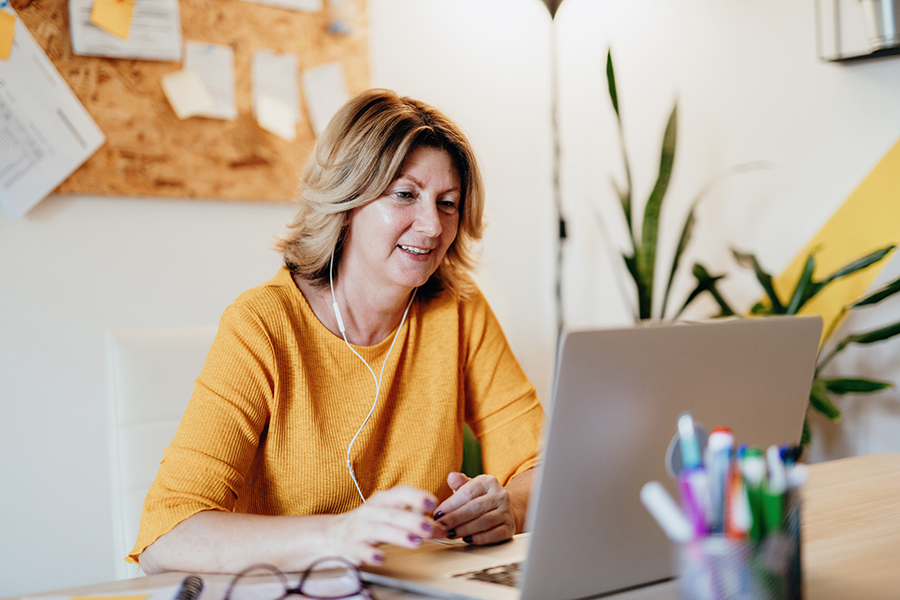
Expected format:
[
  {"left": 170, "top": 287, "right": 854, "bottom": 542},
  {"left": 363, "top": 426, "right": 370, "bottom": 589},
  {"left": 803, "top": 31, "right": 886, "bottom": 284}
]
[{"left": 541, "top": 0, "right": 566, "bottom": 336}]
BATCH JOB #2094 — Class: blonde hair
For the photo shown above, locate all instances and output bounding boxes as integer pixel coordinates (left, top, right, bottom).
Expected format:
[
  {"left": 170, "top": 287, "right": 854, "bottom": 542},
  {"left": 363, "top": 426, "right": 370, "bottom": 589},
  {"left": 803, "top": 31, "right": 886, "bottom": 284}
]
[{"left": 275, "top": 89, "right": 485, "bottom": 299}]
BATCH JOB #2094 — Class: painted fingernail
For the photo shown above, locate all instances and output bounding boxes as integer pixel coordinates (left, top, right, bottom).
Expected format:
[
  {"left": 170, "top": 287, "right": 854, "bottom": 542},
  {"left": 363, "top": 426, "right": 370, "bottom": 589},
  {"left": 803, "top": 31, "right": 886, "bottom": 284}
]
[
  {"left": 434, "top": 511, "right": 445, "bottom": 520},
  {"left": 424, "top": 498, "right": 436, "bottom": 510},
  {"left": 408, "top": 535, "right": 422, "bottom": 545},
  {"left": 447, "top": 529, "right": 456, "bottom": 539},
  {"left": 372, "top": 554, "right": 384, "bottom": 564},
  {"left": 463, "top": 535, "right": 473, "bottom": 544},
  {"left": 421, "top": 521, "right": 434, "bottom": 533}
]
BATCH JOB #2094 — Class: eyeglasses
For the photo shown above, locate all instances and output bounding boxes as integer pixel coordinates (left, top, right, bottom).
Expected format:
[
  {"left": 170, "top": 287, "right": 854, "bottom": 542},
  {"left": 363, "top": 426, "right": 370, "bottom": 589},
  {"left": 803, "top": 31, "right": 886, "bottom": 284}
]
[{"left": 223, "top": 558, "right": 376, "bottom": 600}]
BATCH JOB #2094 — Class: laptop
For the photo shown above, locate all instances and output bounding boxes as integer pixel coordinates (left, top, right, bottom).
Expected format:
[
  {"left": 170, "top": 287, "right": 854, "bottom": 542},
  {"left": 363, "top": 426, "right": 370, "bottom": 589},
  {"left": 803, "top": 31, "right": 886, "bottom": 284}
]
[{"left": 362, "top": 316, "right": 823, "bottom": 600}]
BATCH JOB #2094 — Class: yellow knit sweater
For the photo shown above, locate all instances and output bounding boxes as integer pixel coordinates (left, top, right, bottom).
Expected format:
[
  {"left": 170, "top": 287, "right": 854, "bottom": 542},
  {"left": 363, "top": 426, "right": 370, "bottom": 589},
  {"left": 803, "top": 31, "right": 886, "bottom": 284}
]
[{"left": 129, "top": 268, "right": 543, "bottom": 563}]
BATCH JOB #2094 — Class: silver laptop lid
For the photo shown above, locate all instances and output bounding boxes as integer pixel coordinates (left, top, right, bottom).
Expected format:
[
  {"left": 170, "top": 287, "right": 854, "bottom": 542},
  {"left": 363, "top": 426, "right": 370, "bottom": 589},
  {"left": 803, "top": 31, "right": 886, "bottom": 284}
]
[{"left": 520, "top": 316, "right": 822, "bottom": 600}]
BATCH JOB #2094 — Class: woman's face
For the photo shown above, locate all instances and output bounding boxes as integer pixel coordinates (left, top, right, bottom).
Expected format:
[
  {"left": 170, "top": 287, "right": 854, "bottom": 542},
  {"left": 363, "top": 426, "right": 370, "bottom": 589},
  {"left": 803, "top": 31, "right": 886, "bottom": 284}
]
[{"left": 342, "top": 145, "right": 461, "bottom": 295}]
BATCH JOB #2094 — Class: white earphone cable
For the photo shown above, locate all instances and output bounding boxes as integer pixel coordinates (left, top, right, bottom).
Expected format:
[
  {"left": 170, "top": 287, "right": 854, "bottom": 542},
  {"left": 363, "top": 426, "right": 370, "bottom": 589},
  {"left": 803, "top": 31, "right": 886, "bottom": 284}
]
[{"left": 330, "top": 249, "right": 416, "bottom": 503}]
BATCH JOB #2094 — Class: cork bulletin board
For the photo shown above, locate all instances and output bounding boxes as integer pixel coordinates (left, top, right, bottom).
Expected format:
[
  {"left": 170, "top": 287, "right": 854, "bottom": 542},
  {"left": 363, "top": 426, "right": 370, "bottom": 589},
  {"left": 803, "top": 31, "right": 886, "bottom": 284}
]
[{"left": 13, "top": 0, "right": 369, "bottom": 202}]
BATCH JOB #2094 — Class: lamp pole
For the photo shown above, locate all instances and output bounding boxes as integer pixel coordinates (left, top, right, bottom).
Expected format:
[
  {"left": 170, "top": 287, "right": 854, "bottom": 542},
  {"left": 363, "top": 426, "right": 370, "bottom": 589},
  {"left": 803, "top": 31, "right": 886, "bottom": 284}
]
[{"left": 541, "top": 0, "right": 566, "bottom": 338}]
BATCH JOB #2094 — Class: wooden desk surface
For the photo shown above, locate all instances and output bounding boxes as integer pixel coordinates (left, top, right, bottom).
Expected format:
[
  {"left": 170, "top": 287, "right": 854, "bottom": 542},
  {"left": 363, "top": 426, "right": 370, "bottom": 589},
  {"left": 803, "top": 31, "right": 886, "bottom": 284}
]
[
  {"left": 802, "top": 452, "right": 900, "bottom": 600},
  {"left": 6, "top": 453, "right": 899, "bottom": 600}
]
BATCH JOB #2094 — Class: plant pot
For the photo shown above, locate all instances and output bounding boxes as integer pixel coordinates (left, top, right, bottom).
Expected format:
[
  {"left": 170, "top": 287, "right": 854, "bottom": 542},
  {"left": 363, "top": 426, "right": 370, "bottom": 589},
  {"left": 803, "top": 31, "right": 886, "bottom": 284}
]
[{"left": 859, "top": 0, "right": 900, "bottom": 50}]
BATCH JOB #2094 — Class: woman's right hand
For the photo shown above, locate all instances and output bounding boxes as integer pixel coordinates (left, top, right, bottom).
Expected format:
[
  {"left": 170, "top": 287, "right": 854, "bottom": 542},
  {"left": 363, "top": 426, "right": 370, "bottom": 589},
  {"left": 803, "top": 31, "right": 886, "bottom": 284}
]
[{"left": 326, "top": 485, "right": 444, "bottom": 566}]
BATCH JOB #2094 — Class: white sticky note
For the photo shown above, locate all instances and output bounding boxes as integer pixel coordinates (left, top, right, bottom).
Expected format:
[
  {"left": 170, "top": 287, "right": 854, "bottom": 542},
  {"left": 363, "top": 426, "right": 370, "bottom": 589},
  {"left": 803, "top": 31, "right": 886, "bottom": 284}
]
[
  {"left": 252, "top": 50, "right": 299, "bottom": 121},
  {"left": 257, "top": 93, "right": 297, "bottom": 141},
  {"left": 160, "top": 69, "right": 215, "bottom": 119},
  {"left": 301, "top": 61, "right": 349, "bottom": 136},
  {"left": 70, "top": 0, "right": 181, "bottom": 61},
  {"left": 184, "top": 41, "right": 237, "bottom": 120}
]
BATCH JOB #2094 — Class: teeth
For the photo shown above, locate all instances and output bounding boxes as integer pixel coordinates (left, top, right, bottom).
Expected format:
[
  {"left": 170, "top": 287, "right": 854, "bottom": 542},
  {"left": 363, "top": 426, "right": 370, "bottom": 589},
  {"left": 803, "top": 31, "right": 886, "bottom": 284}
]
[{"left": 401, "top": 245, "right": 431, "bottom": 255}]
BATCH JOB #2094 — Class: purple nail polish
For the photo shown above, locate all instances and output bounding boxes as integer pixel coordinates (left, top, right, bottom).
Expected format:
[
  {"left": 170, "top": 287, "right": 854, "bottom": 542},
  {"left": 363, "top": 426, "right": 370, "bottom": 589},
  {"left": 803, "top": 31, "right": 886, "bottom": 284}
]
[
  {"left": 421, "top": 521, "right": 434, "bottom": 533},
  {"left": 447, "top": 529, "right": 456, "bottom": 539},
  {"left": 408, "top": 534, "right": 422, "bottom": 545},
  {"left": 372, "top": 554, "right": 384, "bottom": 564},
  {"left": 424, "top": 498, "right": 436, "bottom": 510},
  {"left": 463, "top": 535, "right": 473, "bottom": 544},
  {"left": 434, "top": 511, "right": 445, "bottom": 520}
]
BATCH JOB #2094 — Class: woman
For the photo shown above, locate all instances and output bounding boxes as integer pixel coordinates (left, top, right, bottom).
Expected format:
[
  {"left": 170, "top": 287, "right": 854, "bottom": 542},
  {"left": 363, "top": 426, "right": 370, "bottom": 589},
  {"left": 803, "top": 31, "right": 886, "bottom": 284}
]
[{"left": 132, "top": 89, "right": 544, "bottom": 575}]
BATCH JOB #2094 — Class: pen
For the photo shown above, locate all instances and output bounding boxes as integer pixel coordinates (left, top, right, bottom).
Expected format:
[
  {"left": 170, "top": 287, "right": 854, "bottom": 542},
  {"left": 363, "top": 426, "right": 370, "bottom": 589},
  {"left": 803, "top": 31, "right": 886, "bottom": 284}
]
[
  {"left": 740, "top": 447, "right": 766, "bottom": 541},
  {"left": 677, "top": 412, "right": 703, "bottom": 470},
  {"left": 640, "top": 481, "right": 694, "bottom": 543},
  {"left": 174, "top": 575, "right": 204, "bottom": 600},
  {"left": 704, "top": 427, "right": 734, "bottom": 533},
  {"left": 762, "top": 445, "right": 787, "bottom": 534}
]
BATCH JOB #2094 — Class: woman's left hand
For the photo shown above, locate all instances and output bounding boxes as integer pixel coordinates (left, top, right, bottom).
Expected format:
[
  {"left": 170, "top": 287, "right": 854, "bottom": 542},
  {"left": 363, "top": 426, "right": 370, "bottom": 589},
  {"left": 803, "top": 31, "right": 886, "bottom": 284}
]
[{"left": 432, "top": 472, "right": 516, "bottom": 545}]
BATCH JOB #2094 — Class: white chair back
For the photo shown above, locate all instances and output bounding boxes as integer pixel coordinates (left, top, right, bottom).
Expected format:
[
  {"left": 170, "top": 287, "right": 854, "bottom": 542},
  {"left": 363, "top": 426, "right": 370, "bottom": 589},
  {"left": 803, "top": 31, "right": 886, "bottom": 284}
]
[{"left": 105, "top": 326, "right": 217, "bottom": 579}]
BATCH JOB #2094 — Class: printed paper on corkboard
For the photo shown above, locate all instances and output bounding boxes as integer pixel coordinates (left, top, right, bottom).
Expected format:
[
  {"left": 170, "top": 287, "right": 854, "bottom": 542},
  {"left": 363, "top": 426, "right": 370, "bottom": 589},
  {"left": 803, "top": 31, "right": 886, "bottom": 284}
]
[{"left": 13, "top": 0, "right": 369, "bottom": 202}]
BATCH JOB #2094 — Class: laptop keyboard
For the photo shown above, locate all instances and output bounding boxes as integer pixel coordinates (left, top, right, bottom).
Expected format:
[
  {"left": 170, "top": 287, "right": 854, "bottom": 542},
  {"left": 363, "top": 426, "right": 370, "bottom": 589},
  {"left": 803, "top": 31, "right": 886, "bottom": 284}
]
[{"left": 452, "top": 561, "right": 522, "bottom": 588}]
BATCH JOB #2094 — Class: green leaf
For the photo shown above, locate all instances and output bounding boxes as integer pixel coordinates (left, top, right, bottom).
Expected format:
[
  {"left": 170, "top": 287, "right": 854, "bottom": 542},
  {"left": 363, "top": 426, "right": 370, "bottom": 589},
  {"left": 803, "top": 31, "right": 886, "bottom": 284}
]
[
  {"left": 750, "top": 301, "right": 771, "bottom": 315},
  {"left": 821, "top": 377, "right": 893, "bottom": 395},
  {"left": 800, "top": 418, "right": 811, "bottom": 448},
  {"left": 848, "top": 319, "right": 900, "bottom": 345},
  {"left": 851, "top": 274, "right": 900, "bottom": 308},
  {"left": 786, "top": 254, "right": 816, "bottom": 314},
  {"left": 636, "top": 103, "right": 678, "bottom": 319},
  {"left": 818, "top": 319, "right": 900, "bottom": 371},
  {"left": 809, "top": 380, "right": 841, "bottom": 421},
  {"left": 676, "top": 263, "right": 734, "bottom": 318},
  {"left": 821, "top": 245, "right": 895, "bottom": 285},
  {"left": 661, "top": 207, "right": 696, "bottom": 319},
  {"left": 732, "top": 249, "right": 785, "bottom": 314},
  {"left": 606, "top": 49, "right": 619, "bottom": 119}
]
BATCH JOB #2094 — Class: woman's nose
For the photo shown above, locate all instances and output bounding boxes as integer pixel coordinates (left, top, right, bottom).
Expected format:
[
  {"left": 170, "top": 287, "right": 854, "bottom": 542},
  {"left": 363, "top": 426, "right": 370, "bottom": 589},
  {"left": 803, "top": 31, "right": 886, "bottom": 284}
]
[{"left": 413, "top": 201, "right": 442, "bottom": 237}]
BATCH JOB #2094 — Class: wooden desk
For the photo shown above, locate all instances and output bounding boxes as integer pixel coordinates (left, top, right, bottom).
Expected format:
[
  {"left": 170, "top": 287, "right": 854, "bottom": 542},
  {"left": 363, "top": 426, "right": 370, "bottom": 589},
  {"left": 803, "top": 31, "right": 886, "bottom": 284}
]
[
  {"left": 6, "top": 454, "right": 899, "bottom": 600},
  {"left": 802, "top": 453, "right": 900, "bottom": 599}
]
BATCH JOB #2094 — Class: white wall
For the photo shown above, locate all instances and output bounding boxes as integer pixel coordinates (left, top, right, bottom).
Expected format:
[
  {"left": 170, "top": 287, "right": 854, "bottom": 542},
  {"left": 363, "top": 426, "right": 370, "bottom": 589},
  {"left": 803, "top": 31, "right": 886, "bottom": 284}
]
[
  {"left": 0, "top": 1, "right": 555, "bottom": 596},
  {"left": 3, "top": 0, "right": 900, "bottom": 596},
  {"left": 554, "top": 0, "right": 900, "bottom": 459}
]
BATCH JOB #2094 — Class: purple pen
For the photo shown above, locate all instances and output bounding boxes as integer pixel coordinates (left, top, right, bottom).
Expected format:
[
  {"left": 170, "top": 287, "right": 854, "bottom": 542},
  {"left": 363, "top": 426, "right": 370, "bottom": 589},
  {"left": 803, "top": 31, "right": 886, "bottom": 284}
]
[{"left": 678, "top": 467, "right": 709, "bottom": 538}]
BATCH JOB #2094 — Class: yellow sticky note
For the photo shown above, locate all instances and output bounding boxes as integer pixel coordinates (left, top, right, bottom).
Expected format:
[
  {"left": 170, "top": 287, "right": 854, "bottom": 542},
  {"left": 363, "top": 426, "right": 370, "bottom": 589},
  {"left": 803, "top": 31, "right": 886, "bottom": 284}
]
[
  {"left": 71, "top": 596, "right": 149, "bottom": 600},
  {"left": 90, "top": 0, "right": 136, "bottom": 40},
  {"left": 774, "top": 136, "right": 900, "bottom": 342},
  {"left": 0, "top": 10, "right": 15, "bottom": 61}
]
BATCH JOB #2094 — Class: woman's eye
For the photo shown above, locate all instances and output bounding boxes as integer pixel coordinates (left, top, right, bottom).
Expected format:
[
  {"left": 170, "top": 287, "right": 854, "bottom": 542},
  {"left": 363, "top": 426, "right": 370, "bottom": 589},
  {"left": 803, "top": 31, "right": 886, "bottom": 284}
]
[
  {"left": 394, "top": 190, "right": 415, "bottom": 200},
  {"left": 439, "top": 201, "right": 459, "bottom": 214}
]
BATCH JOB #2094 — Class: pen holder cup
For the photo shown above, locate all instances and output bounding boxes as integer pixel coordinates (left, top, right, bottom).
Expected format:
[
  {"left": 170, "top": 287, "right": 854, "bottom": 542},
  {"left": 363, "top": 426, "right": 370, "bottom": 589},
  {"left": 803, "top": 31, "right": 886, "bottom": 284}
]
[{"left": 677, "top": 501, "right": 801, "bottom": 600}]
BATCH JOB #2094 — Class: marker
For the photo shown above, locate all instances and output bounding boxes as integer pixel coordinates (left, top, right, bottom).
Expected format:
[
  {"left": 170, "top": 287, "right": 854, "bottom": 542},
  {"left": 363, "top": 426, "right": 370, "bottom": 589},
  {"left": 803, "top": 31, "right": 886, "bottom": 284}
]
[
  {"left": 762, "top": 445, "right": 787, "bottom": 534},
  {"left": 740, "top": 447, "right": 766, "bottom": 541},
  {"left": 679, "top": 467, "right": 710, "bottom": 538},
  {"left": 724, "top": 463, "right": 751, "bottom": 539},
  {"left": 641, "top": 481, "right": 694, "bottom": 543},
  {"left": 677, "top": 412, "right": 702, "bottom": 470},
  {"left": 704, "top": 427, "right": 734, "bottom": 533}
]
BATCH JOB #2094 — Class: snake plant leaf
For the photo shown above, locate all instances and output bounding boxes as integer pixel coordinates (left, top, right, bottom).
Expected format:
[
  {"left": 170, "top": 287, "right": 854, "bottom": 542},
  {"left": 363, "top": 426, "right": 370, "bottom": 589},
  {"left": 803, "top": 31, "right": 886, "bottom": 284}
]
[
  {"left": 661, "top": 207, "right": 696, "bottom": 319},
  {"left": 636, "top": 103, "right": 678, "bottom": 318},
  {"left": 750, "top": 300, "right": 771, "bottom": 315},
  {"left": 820, "top": 245, "right": 895, "bottom": 284},
  {"left": 800, "top": 419, "right": 811, "bottom": 448},
  {"left": 809, "top": 379, "right": 841, "bottom": 421},
  {"left": 786, "top": 254, "right": 816, "bottom": 314},
  {"left": 851, "top": 274, "right": 900, "bottom": 308},
  {"left": 606, "top": 50, "right": 635, "bottom": 239},
  {"left": 818, "top": 319, "right": 900, "bottom": 371},
  {"left": 821, "top": 377, "right": 893, "bottom": 394},
  {"left": 805, "top": 244, "right": 896, "bottom": 305},
  {"left": 846, "top": 319, "right": 900, "bottom": 345},
  {"left": 606, "top": 49, "right": 619, "bottom": 119},
  {"left": 676, "top": 263, "right": 734, "bottom": 318},
  {"left": 732, "top": 249, "right": 786, "bottom": 314}
]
